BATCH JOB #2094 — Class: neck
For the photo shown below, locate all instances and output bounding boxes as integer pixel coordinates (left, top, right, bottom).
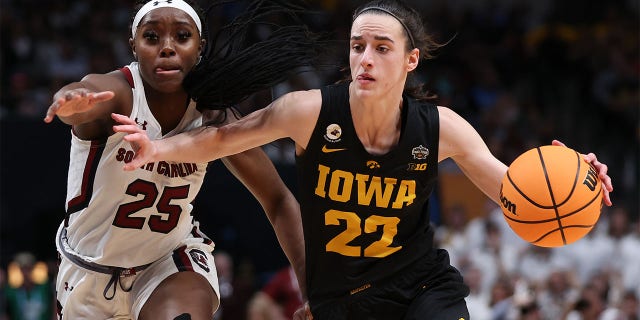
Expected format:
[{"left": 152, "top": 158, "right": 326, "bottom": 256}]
[{"left": 349, "top": 84, "right": 403, "bottom": 155}]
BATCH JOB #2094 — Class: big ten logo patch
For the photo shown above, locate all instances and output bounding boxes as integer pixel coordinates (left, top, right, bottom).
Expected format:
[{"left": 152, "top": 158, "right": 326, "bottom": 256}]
[{"left": 407, "top": 163, "right": 427, "bottom": 171}]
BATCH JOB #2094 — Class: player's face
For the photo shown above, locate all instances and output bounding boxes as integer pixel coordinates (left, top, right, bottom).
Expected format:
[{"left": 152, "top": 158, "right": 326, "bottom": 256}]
[
  {"left": 131, "top": 7, "right": 203, "bottom": 93},
  {"left": 349, "top": 13, "right": 416, "bottom": 100}
]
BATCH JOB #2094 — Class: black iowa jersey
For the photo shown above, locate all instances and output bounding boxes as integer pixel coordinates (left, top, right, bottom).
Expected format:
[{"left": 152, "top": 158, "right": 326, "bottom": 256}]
[{"left": 296, "top": 83, "right": 442, "bottom": 302}]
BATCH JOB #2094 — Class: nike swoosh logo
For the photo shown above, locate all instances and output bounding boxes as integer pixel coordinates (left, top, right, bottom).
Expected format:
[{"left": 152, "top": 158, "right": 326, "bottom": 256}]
[{"left": 322, "top": 145, "right": 347, "bottom": 153}]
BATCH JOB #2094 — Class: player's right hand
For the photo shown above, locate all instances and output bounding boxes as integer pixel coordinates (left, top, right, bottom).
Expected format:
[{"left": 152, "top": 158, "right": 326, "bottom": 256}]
[
  {"left": 111, "top": 113, "right": 157, "bottom": 171},
  {"left": 44, "top": 89, "right": 114, "bottom": 123}
]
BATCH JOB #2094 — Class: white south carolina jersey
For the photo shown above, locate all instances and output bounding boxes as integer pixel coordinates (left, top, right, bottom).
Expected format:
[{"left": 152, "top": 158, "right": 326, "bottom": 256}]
[{"left": 59, "top": 62, "right": 208, "bottom": 268}]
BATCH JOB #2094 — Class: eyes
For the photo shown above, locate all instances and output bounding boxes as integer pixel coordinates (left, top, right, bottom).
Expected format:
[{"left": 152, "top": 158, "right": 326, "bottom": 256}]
[
  {"left": 141, "top": 30, "right": 194, "bottom": 42},
  {"left": 351, "top": 43, "right": 390, "bottom": 53}
]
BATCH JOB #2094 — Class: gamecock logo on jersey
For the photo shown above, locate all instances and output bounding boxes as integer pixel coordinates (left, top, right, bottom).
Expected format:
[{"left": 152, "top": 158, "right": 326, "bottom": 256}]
[{"left": 189, "top": 249, "right": 210, "bottom": 272}]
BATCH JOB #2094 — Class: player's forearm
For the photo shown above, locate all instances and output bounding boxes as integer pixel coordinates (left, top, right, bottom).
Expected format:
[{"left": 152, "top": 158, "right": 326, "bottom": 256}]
[
  {"left": 267, "top": 196, "right": 307, "bottom": 298},
  {"left": 154, "top": 126, "right": 227, "bottom": 163}
]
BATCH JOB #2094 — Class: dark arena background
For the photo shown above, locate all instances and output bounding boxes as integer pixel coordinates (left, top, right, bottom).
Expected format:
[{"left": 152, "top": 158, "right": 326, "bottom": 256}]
[{"left": 1, "top": 0, "right": 638, "bottom": 319}]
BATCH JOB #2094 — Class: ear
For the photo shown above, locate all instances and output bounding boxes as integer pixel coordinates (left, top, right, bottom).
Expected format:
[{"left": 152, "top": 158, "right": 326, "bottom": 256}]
[
  {"left": 407, "top": 48, "right": 419, "bottom": 72},
  {"left": 199, "top": 39, "right": 206, "bottom": 55},
  {"left": 129, "top": 38, "right": 137, "bottom": 60}
]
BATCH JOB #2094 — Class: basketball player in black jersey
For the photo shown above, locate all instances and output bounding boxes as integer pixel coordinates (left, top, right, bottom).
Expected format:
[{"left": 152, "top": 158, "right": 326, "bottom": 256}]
[{"left": 113, "top": 0, "right": 614, "bottom": 318}]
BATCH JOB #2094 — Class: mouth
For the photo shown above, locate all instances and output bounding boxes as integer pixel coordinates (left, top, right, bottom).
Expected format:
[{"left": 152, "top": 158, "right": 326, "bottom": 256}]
[
  {"left": 356, "top": 74, "right": 375, "bottom": 82},
  {"left": 155, "top": 65, "right": 181, "bottom": 75}
]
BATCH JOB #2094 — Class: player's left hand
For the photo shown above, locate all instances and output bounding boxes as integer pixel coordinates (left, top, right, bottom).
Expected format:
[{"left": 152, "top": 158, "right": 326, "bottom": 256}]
[{"left": 552, "top": 140, "right": 613, "bottom": 206}]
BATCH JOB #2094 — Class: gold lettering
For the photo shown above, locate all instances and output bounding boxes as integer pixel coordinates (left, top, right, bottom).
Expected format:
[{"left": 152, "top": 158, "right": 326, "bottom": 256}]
[
  {"left": 392, "top": 180, "right": 416, "bottom": 208},
  {"left": 315, "top": 164, "right": 331, "bottom": 198},
  {"left": 328, "top": 170, "right": 353, "bottom": 202},
  {"left": 356, "top": 174, "right": 397, "bottom": 208}
]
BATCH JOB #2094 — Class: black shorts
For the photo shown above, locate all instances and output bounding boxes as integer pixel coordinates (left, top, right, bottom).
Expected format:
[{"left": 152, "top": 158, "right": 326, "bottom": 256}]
[{"left": 310, "top": 249, "right": 470, "bottom": 320}]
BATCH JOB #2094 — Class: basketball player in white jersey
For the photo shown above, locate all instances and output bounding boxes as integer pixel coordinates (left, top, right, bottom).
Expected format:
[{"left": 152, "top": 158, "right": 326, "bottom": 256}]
[{"left": 43, "top": 0, "right": 322, "bottom": 318}]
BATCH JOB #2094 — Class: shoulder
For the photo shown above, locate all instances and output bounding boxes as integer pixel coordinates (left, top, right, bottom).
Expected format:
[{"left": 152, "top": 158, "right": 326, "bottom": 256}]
[
  {"left": 437, "top": 106, "right": 468, "bottom": 129},
  {"left": 279, "top": 89, "right": 321, "bottom": 106},
  {"left": 80, "top": 70, "right": 131, "bottom": 94},
  {"left": 271, "top": 89, "right": 322, "bottom": 117}
]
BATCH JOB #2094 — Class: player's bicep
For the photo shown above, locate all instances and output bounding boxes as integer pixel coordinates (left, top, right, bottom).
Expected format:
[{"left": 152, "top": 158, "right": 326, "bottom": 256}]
[
  {"left": 438, "top": 106, "right": 490, "bottom": 163},
  {"left": 438, "top": 106, "right": 506, "bottom": 202}
]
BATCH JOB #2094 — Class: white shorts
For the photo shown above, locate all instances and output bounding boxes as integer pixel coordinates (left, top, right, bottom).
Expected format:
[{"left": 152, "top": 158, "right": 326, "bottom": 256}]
[{"left": 56, "top": 228, "right": 220, "bottom": 319}]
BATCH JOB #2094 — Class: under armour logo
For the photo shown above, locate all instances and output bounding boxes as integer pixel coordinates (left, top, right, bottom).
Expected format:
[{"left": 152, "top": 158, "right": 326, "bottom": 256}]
[
  {"left": 153, "top": 0, "right": 173, "bottom": 5},
  {"left": 134, "top": 118, "right": 148, "bottom": 130}
]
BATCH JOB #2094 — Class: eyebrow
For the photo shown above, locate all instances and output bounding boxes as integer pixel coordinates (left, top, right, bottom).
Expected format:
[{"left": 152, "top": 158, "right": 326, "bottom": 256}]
[
  {"left": 140, "top": 19, "right": 194, "bottom": 29},
  {"left": 350, "top": 35, "right": 395, "bottom": 43}
]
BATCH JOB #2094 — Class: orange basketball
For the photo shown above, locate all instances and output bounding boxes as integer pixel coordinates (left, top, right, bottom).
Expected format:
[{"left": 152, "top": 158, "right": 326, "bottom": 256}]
[{"left": 500, "top": 145, "right": 603, "bottom": 247}]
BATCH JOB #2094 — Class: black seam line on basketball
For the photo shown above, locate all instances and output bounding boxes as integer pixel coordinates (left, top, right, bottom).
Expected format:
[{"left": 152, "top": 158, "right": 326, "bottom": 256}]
[
  {"left": 501, "top": 183, "right": 602, "bottom": 224},
  {"left": 505, "top": 165, "right": 567, "bottom": 209},
  {"left": 531, "top": 224, "right": 596, "bottom": 245},
  {"left": 550, "top": 151, "right": 582, "bottom": 207},
  {"left": 506, "top": 172, "right": 547, "bottom": 208},
  {"left": 537, "top": 147, "right": 567, "bottom": 245}
]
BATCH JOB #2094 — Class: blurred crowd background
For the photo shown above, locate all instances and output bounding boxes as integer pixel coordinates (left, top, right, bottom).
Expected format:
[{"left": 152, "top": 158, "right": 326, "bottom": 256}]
[{"left": 0, "top": 0, "right": 638, "bottom": 319}]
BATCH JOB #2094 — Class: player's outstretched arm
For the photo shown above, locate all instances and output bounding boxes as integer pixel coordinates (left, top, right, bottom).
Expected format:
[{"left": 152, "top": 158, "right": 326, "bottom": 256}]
[
  {"left": 112, "top": 89, "right": 322, "bottom": 171},
  {"left": 44, "top": 89, "right": 114, "bottom": 124}
]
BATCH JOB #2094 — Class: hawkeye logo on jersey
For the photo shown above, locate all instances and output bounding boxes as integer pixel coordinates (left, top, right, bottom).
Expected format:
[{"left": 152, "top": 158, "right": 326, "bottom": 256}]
[
  {"left": 189, "top": 249, "right": 210, "bottom": 272},
  {"left": 116, "top": 147, "right": 199, "bottom": 178},
  {"left": 324, "top": 123, "right": 342, "bottom": 142},
  {"left": 366, "top": 160, "right": 380, "bottom": 169},
  {"left": 411, "top": 145, "right": 429, "bottom": 160}
]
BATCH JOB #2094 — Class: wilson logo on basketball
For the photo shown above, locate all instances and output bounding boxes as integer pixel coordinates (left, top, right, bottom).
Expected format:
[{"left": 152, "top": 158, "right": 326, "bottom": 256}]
[
  {"left": 582, "top": 165, "right": 598, "bottom": 191},
  {"left": 499, "top": 188, "right": 517, "bottom": 215}
]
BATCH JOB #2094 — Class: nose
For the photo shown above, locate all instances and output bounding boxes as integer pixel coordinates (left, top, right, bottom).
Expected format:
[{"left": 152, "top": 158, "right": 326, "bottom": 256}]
[
  {"left": 160, "top": 38, "right": 176, "bottom": 58},
  {"left": 360, "top": 46, "right": 373, "bottom": 69}
]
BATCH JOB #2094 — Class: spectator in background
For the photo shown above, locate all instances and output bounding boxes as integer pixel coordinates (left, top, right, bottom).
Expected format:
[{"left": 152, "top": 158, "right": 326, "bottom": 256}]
[
  {"left": 214, "top": 251, "right": 259, "bottom": 320},
  {"left": 434, "top": 203, "right": 471, "bottom": 267},
  {"left": 536, "top": 268, "right": 580, "bottom": 320},
  {"left": 462, "top": 265, "right": 492, "bottom": 320},
  {"left": 489, "top": 276, "right": 517, "bottom": 320},
  {"left": 564, "top": 284, "right": 623, "bottom": 320},
  {"left": 3, "top": 252, "right": 53, "bottom": 320},
  {"left": 248, "top": 265, "right": 303, "bottom": 320},
  {"left": 618, "top": 290, "right": 639, "bottom": 320}
]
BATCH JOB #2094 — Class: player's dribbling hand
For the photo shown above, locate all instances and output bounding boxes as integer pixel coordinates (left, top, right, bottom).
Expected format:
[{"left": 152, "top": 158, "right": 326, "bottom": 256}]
[
  {"left": 111, "top": 113, "right": 158, "bottom": 171},
  {"left": 552, "top": 139, "right": 613, "bottom": 206},
  {"left": 44, "top": 89, "right": 114, "bottom": 123},
  {"left": 292, "top": 301, "right": 313, "bottom": 320}
]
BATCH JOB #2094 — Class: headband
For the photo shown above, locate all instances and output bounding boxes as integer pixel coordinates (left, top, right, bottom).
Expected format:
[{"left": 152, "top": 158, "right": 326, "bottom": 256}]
[
  {"left": 131, "top": 0, "right": 202, "bottom": 38},
  {"left": 356, "top": 7, "right": 416, "bottom": 49}
]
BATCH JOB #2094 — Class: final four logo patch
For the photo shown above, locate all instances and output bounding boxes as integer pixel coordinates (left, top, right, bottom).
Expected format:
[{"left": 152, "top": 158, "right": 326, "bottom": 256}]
[
  {"left": 411, "top": 145, "right": 429, "bottom": 160},
  {"left": 324, "top": 124, "right": 342, "bottom": 142}
]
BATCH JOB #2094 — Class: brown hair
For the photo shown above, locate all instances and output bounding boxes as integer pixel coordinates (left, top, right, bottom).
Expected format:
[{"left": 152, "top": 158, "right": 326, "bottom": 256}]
[{"left": 351, "top": 0, "right": 447, "bottom": 101}]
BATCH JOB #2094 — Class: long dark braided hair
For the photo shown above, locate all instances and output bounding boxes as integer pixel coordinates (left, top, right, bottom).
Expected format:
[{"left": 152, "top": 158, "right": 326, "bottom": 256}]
[
  {"left": 189, "top": 0, "right": 327, "bottom": 110},
  {"left": 131, "top": 0, "right": 327, "bottom": 110}
]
